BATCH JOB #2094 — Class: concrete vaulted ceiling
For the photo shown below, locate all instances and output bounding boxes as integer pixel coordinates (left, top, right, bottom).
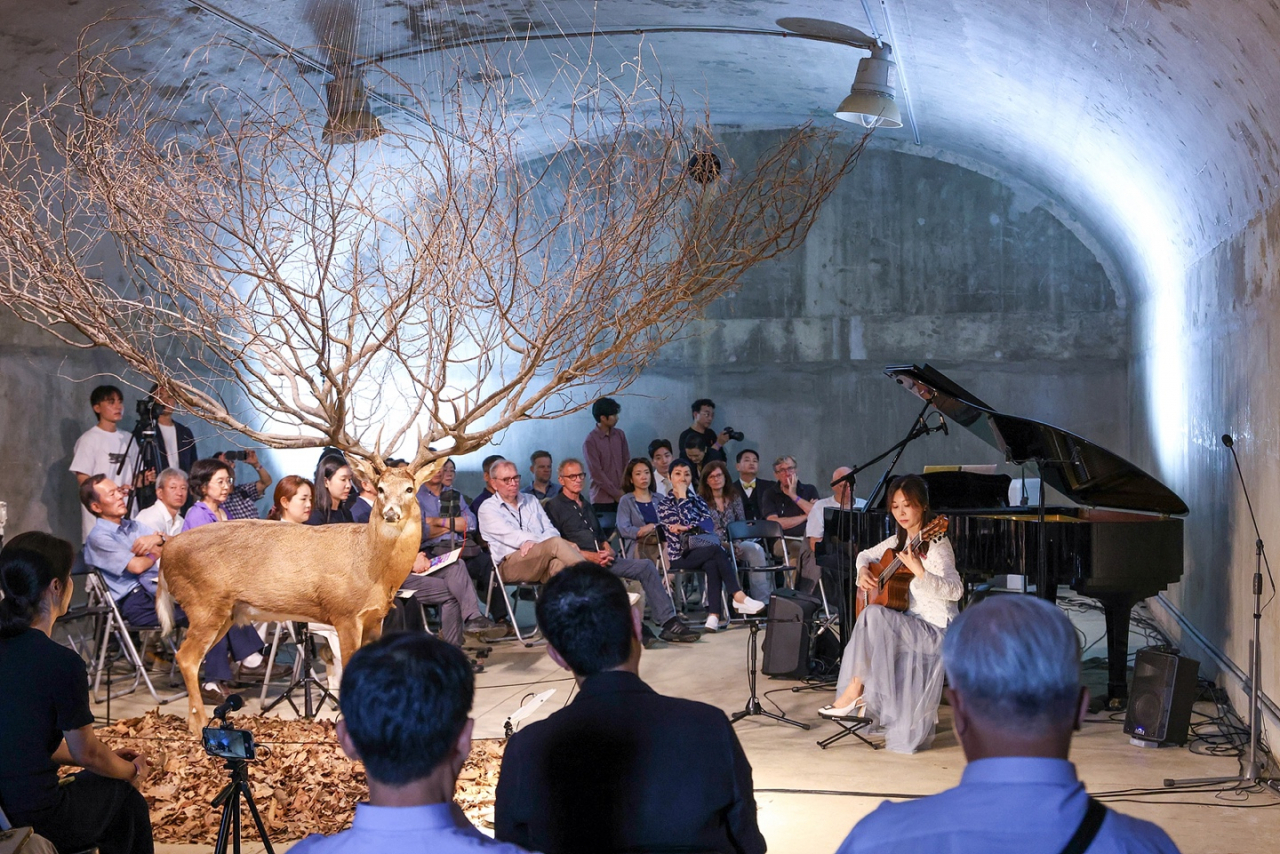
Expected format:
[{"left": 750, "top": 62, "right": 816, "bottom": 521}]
[{"left": 2, "top": 0, "right": 1280, "bottom": 305}]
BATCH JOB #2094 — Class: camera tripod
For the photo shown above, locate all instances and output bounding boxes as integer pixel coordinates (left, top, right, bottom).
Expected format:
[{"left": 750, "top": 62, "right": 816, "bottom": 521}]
[
  {"left": 262, "top": 623, "right": 337, "bottom": 718},
  {"left": 212, "top": 757, "right": 274, "bottom": 854}
]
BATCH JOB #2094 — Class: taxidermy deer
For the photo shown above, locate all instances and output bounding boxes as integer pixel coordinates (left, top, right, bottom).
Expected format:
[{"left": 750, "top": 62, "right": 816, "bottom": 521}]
[{"left": 157, "top": 458, "right": 438, "bottom": 733}]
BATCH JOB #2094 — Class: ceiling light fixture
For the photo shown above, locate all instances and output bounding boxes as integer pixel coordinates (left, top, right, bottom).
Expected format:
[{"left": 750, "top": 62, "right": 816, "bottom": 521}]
[{"left": 834, "top": 44, "right": 902, "bottom": 129}]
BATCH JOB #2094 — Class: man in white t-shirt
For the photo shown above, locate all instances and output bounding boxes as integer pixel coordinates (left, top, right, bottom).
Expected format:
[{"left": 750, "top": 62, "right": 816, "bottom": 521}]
[
  {"left": 70, "top": 385, "right": 151, "bottom": 541},
  {"left": 806, "top": 466, "right": 866, "bottom": 553},
  {"left": 135, "top": 468, "right": 188, "bottom": 536}
]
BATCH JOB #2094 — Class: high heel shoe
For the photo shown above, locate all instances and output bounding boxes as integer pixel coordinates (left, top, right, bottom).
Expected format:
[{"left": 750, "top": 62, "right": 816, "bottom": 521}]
[{"left": 819, "top": 697, "right": 867, "bottom": 720}]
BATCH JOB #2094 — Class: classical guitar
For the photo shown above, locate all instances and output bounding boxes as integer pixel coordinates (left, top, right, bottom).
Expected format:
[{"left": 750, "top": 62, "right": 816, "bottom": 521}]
[{"left": 854, "top": 516, "right": 950, "bottom": 619}]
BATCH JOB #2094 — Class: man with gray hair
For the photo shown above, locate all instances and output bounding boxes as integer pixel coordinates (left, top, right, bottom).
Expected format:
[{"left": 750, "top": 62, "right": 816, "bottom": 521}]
[
  {"left": 834, "top": 595, "right": 1180, "bottom": 854},
  {"left": 136, "top": 468, "right": 189, "bottom": 536}
]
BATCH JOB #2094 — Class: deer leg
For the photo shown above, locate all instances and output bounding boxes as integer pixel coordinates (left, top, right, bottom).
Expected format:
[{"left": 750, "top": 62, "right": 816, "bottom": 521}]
[
  {"left": 336, "top": 622, "right": 363, "bottom": 668},
  {"left": 176, "top": 612, "right": 235, "bottom": 735}
]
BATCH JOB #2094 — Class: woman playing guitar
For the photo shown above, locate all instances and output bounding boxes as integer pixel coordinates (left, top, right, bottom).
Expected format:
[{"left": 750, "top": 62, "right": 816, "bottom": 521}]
[{"left": 817, "top": 474, "right": 963, "bottom": 753}]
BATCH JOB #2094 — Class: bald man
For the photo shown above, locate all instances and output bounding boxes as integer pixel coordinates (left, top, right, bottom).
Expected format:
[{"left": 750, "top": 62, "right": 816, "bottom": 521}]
[{"left": 809, "top": 467, "right": 865, "bottom": 637}]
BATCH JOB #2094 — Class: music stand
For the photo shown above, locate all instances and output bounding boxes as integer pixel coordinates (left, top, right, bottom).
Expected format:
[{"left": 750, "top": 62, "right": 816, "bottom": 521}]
[{"left": 730, "top": 615, "right": 810, "bottom": 730}]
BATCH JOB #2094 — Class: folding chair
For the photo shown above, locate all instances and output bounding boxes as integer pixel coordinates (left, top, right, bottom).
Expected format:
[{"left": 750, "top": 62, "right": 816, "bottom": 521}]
[
  {"left": 486, "top": 560, "right": 543, "bottom": 647},
  {"left": 726, "top": 518, "right": 792, "bottom": 590},
  {"left": 85, "top": 570, "right": 186, "bottom": 706}
]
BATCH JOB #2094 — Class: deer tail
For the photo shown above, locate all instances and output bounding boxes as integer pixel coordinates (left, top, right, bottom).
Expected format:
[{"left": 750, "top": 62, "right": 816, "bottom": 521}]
[{"left": 156, "top": 571, "right": 176, "bottom": 638}]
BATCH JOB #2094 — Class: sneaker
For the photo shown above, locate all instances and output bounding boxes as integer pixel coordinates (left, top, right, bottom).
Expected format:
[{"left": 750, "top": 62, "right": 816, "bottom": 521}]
[
  {"left": 659, "top": 618, "right": 700, "bottom": 643},
  {"left": 733, "top": 596, "right": 766, "bottom": 615},
  {"left": 704, "top": 614, "right": 722, "bottom": 632}
]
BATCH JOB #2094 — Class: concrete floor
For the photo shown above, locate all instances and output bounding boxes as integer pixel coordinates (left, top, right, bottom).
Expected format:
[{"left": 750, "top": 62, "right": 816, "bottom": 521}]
[{"left": 93, "top": 602, "right": 1278, "bottom": 854}]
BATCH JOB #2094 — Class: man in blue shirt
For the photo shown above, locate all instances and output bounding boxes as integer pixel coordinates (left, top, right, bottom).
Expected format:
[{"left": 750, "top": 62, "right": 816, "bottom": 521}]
[
  {"left": 291, "top": 633, "right": 530, "bottom": 854},
  {"left": 81, "top": 474, "right": 178, "bottom": 628},
  {"left": 835, "top": 595, "right": 1181, "bottom": 854}
]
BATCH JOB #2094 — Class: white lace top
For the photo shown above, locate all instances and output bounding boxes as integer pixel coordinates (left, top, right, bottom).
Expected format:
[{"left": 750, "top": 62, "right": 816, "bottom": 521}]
[{"left": 855, "top": 534, "right": 963, "bottom": 629}]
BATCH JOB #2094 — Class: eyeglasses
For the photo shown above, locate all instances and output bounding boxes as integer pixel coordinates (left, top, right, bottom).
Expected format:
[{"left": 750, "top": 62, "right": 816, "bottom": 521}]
[
  {"left": 496, "top": 475, "right": 521, "bottom": 484},
  {"left": 561, "top": 472, "right": 586, "bottom": 480},
  {"left": 775, "top": 465, "right": 797, "bottom": 473}
]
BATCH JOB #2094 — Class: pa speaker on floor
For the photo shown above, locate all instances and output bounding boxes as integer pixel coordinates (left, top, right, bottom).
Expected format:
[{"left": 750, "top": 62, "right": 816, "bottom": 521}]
[
  {"left": 1124, "top": 647, "right": 1199, "bottom": 746},
  {"left": 761, "top": 588, "right": 821, "bottom": 679}
]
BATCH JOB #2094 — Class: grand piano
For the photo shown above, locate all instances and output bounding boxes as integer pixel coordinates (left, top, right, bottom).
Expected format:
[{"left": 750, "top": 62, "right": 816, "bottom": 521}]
[{"left": 847, "top": 364, "right": 1187, "bottom": 709}]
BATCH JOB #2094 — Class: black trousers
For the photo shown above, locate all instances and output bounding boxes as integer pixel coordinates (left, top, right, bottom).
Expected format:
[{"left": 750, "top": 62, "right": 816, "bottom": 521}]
[{"left": 15, "top": 771, "right": 153, "bottom": 854}]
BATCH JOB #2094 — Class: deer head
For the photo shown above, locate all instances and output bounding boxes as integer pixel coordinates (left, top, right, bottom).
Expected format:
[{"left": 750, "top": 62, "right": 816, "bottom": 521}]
[{"left": 348, "top": 457, "right": 444, "bottom": 524}]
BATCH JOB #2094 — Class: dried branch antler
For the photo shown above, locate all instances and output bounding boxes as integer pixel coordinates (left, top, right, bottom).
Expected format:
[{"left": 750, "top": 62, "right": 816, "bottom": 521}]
[{"left": 0, "top": 26, "right": 867, "bottom": 470}]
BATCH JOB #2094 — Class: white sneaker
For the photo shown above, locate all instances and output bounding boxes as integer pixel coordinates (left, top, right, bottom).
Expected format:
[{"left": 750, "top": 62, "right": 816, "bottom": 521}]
[
  {"left": 704, "top": 614, "right": 721, "bottom": 632},
  {"left": 733, "top": 596, "right": 766, "bottom": 615}
]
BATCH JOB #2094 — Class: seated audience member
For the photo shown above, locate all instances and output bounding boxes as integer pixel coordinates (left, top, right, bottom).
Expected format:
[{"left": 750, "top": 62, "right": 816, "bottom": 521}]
[
  {"left": 521, "top": 450, "right": 560, "bottom": 500},
  {"left": 583, "top": 397, "right": 630, "bottom": 513},
  {"left": 71, "top": 384, "right": 150, "bottom": 541},
  {"left": 544, "top": 459, "right": 697, "bottom": 643},
  {"left": 267, "top": 475, "right": 314, "bottom": 523},
  {"left": 495, "top": 564, "right": 766, "bottom": 854},
  {"left": 734, "top": 449, "right": 774, "bottom": 521},
  {"left": 806, "top": 467, "right": 865, "bottom": 554},
  {"left": 349, "top": 474, "right": 377, "bottom": 523},
  {"left": 308, "top": 456, "right": 355, "bottom": 525},
  {"left": 647, "top": 439, "right": 674, "bottom": 496},
  {"left": 677, "top": 398, "right": 730, "bottom": 464},
  {"left": 469, "top": 455, "right": 507, "bottom": 516},
  {"left": 435, "top": 458, "right": 510, "bottom": 625},
  {"left": 133, "top": 384, "right": 198, "bottom": 510},
  {"left": 184, "top": 458, "right": 275, "bottom": 700},
  {"left": 135, "top": 468, "right": 189, "bottom": 537},
  {"left": 616, "top": 458, "right": 662, "bottom": 561},
  {"left": 291, "top": 633, "right": 530, "bottom": 854},
  {"left": 656, "top": 460, "right": 765, "bottom": 632},
  {"left": 699, "top": 461, "right": 771, "bottom": 601},
  {"left": 677, "top": 434, "right": 707, "bottom": 489},
  {"left": 835, "top": 594, "right": 1182, "bottom": 854},
  {"left": 478, "top": 460, "right": 583, "bottom": 583},
  {"left": 0, "top": 533, "right": 156, "bottom": 854},
  {"left": 760, "top": 455, "right": 821, "bottom": 594},
  {"left": 82, "top": 475, "right": 180, "bottom": 629},
  {"left": 212, "top": 450, "right": 273, "bottom": 520}
]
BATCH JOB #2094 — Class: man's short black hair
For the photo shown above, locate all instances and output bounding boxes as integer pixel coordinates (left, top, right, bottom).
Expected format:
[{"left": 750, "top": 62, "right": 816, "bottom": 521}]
[
  {"left": 90, "top": 385, "right": 123, "bottom": 408},
  {"left": 682, "top": 431, "right": 709, "bottom": 450},
  {"left": 536, "top": 563, "right": 634, "bottom": 676},
  {"left": 591, "top": 397, "right": 621, "bottom": 422},
  {"left": 735, "top": 448, "right": 760, "bottom": 464},
  {"left": 80, "top": 473, "right": 108, "bottom": 514},
  {"left": 647, "top": 438, "right": 672, "bottom": 458},
  {"left": 691, "top": 398, "right": 715, "bottom": 415},
  {"left": 530, "top": 450, "right": 551, "bottom": 465},
  {"left": 481, "top": 454, "right": 506, "bottom": 475},
  {"left": 339, "top": 632, "right": 474, "bottom": 786}
]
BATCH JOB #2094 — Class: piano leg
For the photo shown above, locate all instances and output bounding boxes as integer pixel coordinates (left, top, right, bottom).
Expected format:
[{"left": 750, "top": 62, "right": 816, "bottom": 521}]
[{"left": 1096, "top": 592, "right": 1135, "bottom": 710}]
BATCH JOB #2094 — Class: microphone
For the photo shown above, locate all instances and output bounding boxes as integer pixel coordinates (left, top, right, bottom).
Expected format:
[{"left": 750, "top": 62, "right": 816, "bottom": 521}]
[
  {"left": 212, "top": 693, "right": 244, "bottom": 722},
  {"left": 1222, "top": 434, "right": 1234, "bottom": 448},
  {"left": 937, "top": 414, "right": 949, "bottom": 436}
]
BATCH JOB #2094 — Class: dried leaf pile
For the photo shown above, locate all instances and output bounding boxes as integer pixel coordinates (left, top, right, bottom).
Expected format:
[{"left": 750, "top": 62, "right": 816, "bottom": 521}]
[{"left": 68, "top": 711, "right": 504, "bottom": 844}]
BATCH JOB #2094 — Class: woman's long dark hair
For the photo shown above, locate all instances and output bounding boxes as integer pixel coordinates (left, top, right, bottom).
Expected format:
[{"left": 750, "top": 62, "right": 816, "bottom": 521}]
[
  {"left": 888, "top": 474, "right": 938, "bottom": 554},
  {"left": 697, "top": 460, "right": 741, "bottom": 506},
  {"left": 0, "top": 532, "right": 75, "bottom": 637},
  {"left": 622, "top": 458, "right": 655, "bottom": 494},
  {"left": 313, "top": 454, "right": 353, "bottom": 524}
]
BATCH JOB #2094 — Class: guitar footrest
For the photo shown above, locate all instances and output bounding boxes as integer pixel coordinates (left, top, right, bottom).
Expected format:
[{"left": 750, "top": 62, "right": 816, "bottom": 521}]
[{"left": 816, "top": 715, "right": 881, "bottom": 750}]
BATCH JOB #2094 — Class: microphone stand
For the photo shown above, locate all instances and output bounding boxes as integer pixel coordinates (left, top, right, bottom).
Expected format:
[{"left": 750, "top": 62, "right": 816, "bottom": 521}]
[{"left": 1165, "top": 435, "right": 1278, "bottom": 793}]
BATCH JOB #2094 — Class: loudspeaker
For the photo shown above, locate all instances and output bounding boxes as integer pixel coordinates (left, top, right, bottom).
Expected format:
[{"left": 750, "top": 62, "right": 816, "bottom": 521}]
[
  {"left": 1124, "top": 648, "right": 1200, "bottom": 746},
  {"left": 761, "top": 589, "right": 822, "bottom": 678}
]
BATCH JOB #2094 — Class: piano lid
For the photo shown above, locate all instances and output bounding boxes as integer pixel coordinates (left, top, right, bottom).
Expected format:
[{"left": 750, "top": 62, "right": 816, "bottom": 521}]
[{"left": 884, "top": 364, "right": 1189, "bottom": 516}]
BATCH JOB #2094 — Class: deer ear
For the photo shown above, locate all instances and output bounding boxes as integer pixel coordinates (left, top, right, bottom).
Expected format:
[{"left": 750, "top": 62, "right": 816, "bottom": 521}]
[
  {"left": 413, "top": 459, "right": 444, "bottom": 490},
  {"left": 348, "top": 457, "right": 378, "bottom": 491}
]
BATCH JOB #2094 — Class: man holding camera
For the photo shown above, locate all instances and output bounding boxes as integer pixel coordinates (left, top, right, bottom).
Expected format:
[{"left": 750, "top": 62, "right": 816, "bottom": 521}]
[
  {"left": 211, "top": 450, "right": 273, "bottom": 520},
  {"left": 678, "top": 398, "right": 737, "bottom": 465}
]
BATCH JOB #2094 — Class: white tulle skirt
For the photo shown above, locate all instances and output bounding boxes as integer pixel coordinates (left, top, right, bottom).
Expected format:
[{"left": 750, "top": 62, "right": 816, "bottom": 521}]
[{"left": 836, "top": 604, "right": 947, "bottom": 754}]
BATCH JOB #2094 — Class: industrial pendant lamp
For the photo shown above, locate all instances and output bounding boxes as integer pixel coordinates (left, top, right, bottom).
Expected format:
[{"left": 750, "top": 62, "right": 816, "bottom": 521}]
[{"left": 834, "top": 44, "right": 902, "bottom": 129}]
